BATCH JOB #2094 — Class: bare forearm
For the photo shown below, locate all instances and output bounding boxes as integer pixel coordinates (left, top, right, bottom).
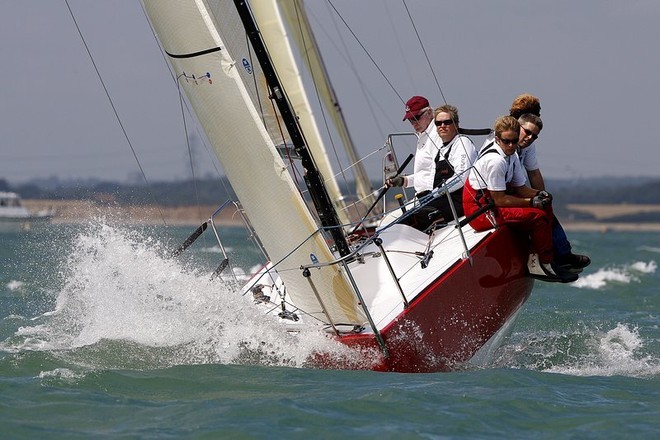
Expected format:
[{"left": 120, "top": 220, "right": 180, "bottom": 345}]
[
  {"left": 527, "top": 169, "right": 545, "bottom": 191},
  {"left": 491, "top": 190, "right": 535, "bottom": 208}
]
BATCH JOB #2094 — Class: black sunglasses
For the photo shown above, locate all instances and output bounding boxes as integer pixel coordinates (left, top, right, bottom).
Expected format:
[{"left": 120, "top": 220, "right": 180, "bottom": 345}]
[
  {"left": 434, "top": 119, "right": 454, "bottom": 127},
  {"left": 407, "top": 109, "right": 428, "bottom": 122},
  {"left": 497, "top": 136, "right": 518, "bottom": 146},
  {"left": 522, "top": 127, "right": 539, "bottom": 140}
]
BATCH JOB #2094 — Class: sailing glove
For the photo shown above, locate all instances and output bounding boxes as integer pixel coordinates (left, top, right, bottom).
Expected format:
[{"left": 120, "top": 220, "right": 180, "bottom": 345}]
[
  {"left": 537, "top": 190, "right": 553, "bottom": 202},
  {"left": 531, "top": 191, "right": 552, "bottom": 209},
  {"left": 387, "top": 176, "right": 405, "bottom": 187}
]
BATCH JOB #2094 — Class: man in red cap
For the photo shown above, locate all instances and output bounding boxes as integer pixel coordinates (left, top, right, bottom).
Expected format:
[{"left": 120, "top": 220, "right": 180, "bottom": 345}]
[{"left": 387, "top": 96, "right": 441, "bottom": 196}]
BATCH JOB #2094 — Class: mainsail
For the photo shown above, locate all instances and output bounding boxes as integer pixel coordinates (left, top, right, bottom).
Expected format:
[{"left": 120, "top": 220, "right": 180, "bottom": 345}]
[{"left": 141, "top": 0, "right": 366, "bottom": 326}]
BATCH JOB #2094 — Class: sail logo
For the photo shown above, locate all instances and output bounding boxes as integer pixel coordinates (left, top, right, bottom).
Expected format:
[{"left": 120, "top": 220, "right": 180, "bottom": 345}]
[
  {"left": 242, "top": 58, "right": 253, "bottom": 74},
  {"left": 177, "top": 71, "right": 212, "bottom": 85}
]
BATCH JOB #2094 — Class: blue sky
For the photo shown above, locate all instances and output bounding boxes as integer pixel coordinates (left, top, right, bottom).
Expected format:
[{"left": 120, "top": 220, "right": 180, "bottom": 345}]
[{"left": 2, "top": 0, "right": 659, "bottom": 184}]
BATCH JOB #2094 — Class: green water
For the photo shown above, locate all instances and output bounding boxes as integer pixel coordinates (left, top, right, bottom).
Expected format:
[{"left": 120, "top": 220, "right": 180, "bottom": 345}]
[{"left": 1, "top": 223, "right": 659, "bottom": 438}]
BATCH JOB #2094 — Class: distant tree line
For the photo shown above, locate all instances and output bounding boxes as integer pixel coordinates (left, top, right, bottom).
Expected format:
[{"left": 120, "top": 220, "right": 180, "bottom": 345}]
[
  {"left": 2, "top": 176, "right": 660, "bottom": 207},
  {"left": 1, "top": 177, "right": 236, "bottom": 207},
  {"left": 549, "top": 179, "right": 660, "bottom": 204}
]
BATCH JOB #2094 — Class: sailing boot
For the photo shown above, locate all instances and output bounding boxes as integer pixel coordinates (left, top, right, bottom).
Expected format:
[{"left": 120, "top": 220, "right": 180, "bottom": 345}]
[
  {"left": 527, "top": 253, "right": 579, "bottom": 283},
  {"left": 555, "top": 253, "right": 591, "bottom": 274}
]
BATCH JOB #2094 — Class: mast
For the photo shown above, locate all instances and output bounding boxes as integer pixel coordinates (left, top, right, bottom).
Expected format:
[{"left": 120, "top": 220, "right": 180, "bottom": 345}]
[{"left": 233, "top": 0, "right": 351, "bottom": 257}]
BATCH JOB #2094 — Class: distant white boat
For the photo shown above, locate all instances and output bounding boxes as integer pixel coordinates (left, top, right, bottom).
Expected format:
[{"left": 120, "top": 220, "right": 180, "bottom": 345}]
[{"left": 0, "top": 191, "right": 54, "bottom": 232}]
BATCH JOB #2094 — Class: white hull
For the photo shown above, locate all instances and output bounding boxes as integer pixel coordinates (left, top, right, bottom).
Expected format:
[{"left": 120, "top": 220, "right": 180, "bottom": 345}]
[{"left": 0, "top": 192, "right": 54, "bottom": 233}]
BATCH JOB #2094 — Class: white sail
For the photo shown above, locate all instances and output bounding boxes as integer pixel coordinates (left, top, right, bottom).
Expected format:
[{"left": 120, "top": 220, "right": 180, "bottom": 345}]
[
  {"left": 250, "top": 0, "right": 351, "bottom": 224},
  {"left": 141, "top": 0, "right": 366, "bottom": 326},
  {"left": 274, "top": 0, "right": 377, "bottom": 211}
]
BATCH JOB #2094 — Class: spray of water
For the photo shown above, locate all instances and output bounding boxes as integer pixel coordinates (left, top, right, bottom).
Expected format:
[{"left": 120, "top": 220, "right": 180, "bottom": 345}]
[
  {"left": 545, "top": 323, "right": 660, "bottom": 377},
  {"left": 9, "top": 223, "right": 657, "bottom": 376},
  {"left": 493, "top": 322, "right": 660, "bottom": 378},
  {"left": 485, "top": 257, "right": 660, "bottom": 377},
  {"left": 7, "top": 222, "right": 374, "bottom": 371}
]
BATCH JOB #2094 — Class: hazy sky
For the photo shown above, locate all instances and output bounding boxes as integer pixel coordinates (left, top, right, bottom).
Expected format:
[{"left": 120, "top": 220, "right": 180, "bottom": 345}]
[{"left": 2, "top": 0, "right": 660, "bottom": 185}]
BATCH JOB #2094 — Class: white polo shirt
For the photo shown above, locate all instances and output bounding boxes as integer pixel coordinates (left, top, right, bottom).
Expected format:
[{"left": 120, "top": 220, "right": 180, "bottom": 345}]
[
  {"left": 518, "top": 143, "right": 540, "bottom": 171},
  {"left": 405, "top": 120, "right": 442, "bottom": 194},
  {"left": 468, "top": 142, "right": 526, "bottom": 191},
  {"left": 439, "top": 134, "right": 478, "bottom": 192}
]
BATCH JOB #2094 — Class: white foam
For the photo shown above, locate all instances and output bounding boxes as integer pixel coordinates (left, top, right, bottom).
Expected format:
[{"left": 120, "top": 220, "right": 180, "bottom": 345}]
[
  {"left": 6, "top": 280, "right": 25, "bottom": 291},
  {"left": 545, "top": 323, "right": 660, "bottom": 377},
  {"left": 573, "top": 260, "right": 655, "bottom": 289},
  {"left": 199, "top": 245, "right": 233, "bottom": 254},
  {"left": 573, "top": 268, "right": 634, "bottom": 289},
  {"left": 6, "top": 222, "right": 366, "bottom": 369},
  {"left": 38, "top": 368, "right": 84, "bottom": 381},
  {"left": 638, "top": 245, "right": 660, "bottom": 254},
  {"left": 630, "top": 260, "right": 657, "bottom": 274}
]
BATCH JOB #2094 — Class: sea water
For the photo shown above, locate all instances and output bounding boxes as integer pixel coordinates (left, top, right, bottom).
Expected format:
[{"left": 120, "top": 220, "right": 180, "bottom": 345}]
[{"left": 1, "top": 222, "right": 659, "bottom": 438}]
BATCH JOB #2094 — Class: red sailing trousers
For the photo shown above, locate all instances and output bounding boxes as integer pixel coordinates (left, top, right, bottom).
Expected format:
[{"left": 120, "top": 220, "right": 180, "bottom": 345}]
[{"left": 463, "top": 180, "right": 554, "bottom": 264}]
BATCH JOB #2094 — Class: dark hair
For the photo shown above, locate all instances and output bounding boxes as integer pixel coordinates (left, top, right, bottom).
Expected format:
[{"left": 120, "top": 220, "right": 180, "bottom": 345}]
[{"left": 518, "top": 113, "right": 543, "bottom": 131}]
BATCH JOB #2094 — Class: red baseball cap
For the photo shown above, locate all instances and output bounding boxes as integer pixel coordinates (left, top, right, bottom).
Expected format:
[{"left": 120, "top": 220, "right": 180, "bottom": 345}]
[{"left": 402, "top": 96, "right": 430, "bottom": 121}]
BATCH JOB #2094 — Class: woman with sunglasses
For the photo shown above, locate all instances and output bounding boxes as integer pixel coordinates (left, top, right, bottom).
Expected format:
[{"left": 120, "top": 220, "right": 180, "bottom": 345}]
[
  {"left": 423, "top": 104, "right": 477, "bottom": 224},
  {"left": 463, "top": 115, "right": 577, "bottom": 283}
]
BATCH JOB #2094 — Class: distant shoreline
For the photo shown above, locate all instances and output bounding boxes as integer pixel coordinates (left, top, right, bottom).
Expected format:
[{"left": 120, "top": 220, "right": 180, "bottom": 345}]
[
  {"left": 561, "top": 222, "right": 660, "bottom": 232},
  {"left": 23, "top": 199, "right": 660, "bottom": 232},
  {"left": 23, "top": 199, "right": 244, "bottom": 227}
]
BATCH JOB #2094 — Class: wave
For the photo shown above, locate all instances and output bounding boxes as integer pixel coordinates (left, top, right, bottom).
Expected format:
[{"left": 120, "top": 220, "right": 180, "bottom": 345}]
[
  {"left": 0, "top": 222, "right": 364, "bottom": 371},
  {"left": 4, "top": 221, "right": 657, "bottom": 376},
  {"left": 638, "top": 245, "right": 660, "bottom": 254},
  {"left": 199, "top": 245, "right": 234, "bottom": 254},
  {"left": 5, "top": 280, "right": 25, "bottom": 291},
  {"left": 572, "top": 260, "right": 656, "bottom": 289},
  {"left": 495, "top": 323, "right": 660, "bottom": 378},
  {"left": 545, "top": 323, "right": 660, "bottom": 377}
]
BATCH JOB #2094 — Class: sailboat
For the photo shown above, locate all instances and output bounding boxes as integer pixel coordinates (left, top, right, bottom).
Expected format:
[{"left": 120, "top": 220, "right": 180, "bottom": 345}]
[{"left": 140, "top": 0, "right": 534, "bottom": 372}]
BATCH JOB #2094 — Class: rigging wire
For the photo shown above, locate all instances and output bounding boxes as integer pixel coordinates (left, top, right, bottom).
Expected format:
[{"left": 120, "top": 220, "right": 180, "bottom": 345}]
[
  {"left": 64, "top": 0, "right": 167, "bottom": 225},
  {"left": 326, "top": 0, "right": 404, "bottom": 105},
  {"left": 310, "top": 4, "right": 392, "bottom": 137},
  {"left": 243, "top": 28, "right": 307, "bottom": 200},
  {"left": 384, "top": 1, "right": 416, "bottom": 91},
  {"left": 174, "top": 75, "right": 204, "bottom": 223},
  {"left": 401, "top": 0, "right": 448, "bottom": 104},
  {"left": 398, "top": 1, "right": 494, "bottom": 209},
  {"left": 322, "top": 1, "right": 491, "bottom": 214},
  {"left": 291, "top": 2, "right": 348, "bottom": 182},
  {"left": 289, "top": 1, "right": 361, "bottom": 220}
]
